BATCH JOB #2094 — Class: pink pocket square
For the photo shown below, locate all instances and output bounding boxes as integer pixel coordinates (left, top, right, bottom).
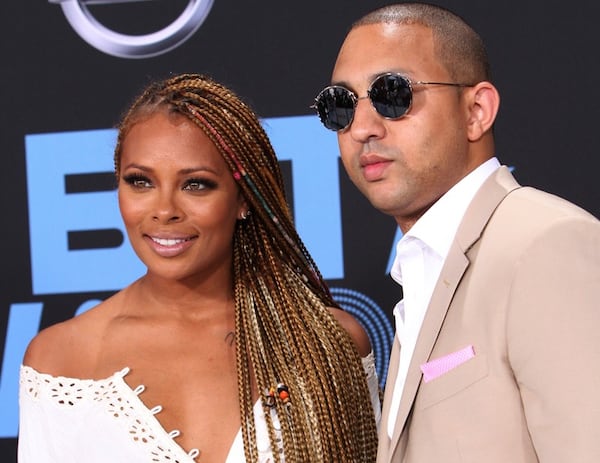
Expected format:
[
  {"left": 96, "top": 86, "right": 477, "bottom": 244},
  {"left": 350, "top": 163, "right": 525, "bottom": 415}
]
[{"left": 420, "top": 345, "right": 475, "bottom": 383}]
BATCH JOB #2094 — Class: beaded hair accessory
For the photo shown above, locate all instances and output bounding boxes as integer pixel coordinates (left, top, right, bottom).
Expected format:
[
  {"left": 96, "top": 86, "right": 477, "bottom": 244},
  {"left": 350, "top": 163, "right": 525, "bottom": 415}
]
[{"left": 264, "top": 383, "right": 290, "bottom": 410}]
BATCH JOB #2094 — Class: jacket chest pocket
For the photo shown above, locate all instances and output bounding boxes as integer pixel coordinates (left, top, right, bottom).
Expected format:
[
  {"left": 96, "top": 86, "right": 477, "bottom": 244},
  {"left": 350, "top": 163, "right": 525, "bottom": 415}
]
[{"left": 416, "top": 353, "right": 488, "bottom": 410}]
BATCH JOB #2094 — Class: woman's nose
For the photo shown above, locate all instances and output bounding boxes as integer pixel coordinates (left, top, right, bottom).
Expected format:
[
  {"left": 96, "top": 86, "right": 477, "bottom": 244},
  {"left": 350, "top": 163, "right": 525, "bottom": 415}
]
[{"left": 152, "top": 192, "right": 183, "bottom": 223}]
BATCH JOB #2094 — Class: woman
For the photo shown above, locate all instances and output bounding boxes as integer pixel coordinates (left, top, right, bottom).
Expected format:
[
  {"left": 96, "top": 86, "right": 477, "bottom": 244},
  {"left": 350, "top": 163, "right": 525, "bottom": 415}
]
[{"left": 19, "top": 74, "right": 379, "bottom": 462}]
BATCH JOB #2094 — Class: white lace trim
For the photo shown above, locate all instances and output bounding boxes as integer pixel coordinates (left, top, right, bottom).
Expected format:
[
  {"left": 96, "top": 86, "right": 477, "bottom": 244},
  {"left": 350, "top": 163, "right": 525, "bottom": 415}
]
[
  {"left": 20, "top": 366, "right": 199, "bottom": 462},
  {"left": 362, "top": 351, "right": 377, "bottom": 380},
  {"left": 20, "top": 355, "right": 377, "bottom": 462},
  {"left": 361, "top": 351, "right": 382, "bottom": 431}
]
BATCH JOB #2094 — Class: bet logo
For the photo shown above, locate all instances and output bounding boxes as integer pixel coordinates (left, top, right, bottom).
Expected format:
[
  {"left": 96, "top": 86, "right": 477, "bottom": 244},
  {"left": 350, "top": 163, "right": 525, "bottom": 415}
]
[{"left": 49, "top": 0, "right": 214, "bottom": 59}]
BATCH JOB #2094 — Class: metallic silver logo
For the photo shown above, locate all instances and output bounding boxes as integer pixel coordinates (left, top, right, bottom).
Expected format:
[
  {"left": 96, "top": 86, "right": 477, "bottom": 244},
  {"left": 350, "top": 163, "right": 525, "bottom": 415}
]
[{"left": 50, "top": 0, "right": 214, "bottom": 59}]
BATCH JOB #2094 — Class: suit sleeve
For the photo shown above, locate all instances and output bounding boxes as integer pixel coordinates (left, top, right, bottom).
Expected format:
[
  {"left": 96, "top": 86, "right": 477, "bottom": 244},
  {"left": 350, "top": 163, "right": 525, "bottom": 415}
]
[{"left": 506, "top": 216, "right": 600, "bottom": 463}]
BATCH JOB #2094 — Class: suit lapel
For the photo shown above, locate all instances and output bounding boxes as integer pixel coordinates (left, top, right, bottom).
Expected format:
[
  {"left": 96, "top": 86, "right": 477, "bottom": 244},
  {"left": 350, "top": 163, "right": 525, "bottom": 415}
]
[
  {"left": 386, "top": 166, "right": 521, "bottom": 460},
  {"left": 380, "top": 336, "right": 400, "bottom": 429},
  {"left": 388, "top": 244, "right": 469, "bottom": 449},
  {"left": 377, "top": 335, "right": 401, "bottom": 461}
]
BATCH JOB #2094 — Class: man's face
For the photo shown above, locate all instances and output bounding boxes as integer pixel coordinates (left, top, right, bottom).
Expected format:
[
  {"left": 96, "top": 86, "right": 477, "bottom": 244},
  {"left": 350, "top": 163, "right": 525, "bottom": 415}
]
[{"left": 332, "top": 23, "right": 475, "bottom": 232}]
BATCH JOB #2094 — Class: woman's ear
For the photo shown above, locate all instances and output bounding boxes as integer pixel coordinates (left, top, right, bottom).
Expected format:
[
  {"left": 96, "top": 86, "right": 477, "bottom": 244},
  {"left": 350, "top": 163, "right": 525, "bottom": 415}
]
[
  {"left": 237, "top": 196, "right": 250, "bottom": 220},
  {"left": 465, "top": 81, "right": 500, "bottom": 142}
]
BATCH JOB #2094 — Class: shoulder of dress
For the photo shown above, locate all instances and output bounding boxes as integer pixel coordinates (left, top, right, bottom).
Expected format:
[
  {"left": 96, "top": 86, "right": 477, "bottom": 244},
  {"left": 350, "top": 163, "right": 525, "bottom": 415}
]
[{"left": 19, "top": 364, "right": 131, "bottom": 403}]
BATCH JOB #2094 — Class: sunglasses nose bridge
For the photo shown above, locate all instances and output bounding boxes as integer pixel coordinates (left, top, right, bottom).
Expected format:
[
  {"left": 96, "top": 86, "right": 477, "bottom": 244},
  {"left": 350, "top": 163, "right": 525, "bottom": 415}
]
[
  {"left": 353, "top": 93, "right": 373, "bottom": 116},
  {"left": 346, "top": 93, "right": 390, "bottom": 139},
  {"left": 352, "top": 93, "right": 369, "bottom": 112},
  {"left": 356, "top": 94, "right": 370, "bottom": 111}
]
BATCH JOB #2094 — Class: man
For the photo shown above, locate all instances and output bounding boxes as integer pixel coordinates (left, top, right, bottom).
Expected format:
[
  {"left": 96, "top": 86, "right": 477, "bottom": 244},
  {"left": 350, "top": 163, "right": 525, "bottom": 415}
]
[{"left": 312, "top": 3, "right": 600, "bottom": 462}]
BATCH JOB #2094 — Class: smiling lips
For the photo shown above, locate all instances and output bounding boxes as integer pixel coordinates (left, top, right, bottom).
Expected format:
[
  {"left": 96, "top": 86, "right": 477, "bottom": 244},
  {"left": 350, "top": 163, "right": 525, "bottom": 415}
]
[{"left": 146, "top": 235, "right": 197, "bottom": 257}]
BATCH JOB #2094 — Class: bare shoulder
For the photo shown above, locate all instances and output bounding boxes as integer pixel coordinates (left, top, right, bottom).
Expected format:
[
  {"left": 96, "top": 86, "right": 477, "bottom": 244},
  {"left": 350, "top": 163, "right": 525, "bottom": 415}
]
[
  {"left": 328, "top": 306, "right": 371, "bottom": 357},
  {"left": 22, "top": 299, "right": 109, "bottom": 376}
]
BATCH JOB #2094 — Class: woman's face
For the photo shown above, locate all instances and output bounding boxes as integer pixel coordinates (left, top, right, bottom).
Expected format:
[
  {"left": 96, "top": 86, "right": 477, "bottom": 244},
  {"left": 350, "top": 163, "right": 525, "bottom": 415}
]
[{"left": 118, "top": 110, "right": 247, "bottom": 284}]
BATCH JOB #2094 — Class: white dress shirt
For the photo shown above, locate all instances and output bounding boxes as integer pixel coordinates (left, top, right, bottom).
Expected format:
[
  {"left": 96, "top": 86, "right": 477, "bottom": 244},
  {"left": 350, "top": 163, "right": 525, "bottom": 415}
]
[{"left": 386, "top": 158, "right": 501, "bottom": 437}]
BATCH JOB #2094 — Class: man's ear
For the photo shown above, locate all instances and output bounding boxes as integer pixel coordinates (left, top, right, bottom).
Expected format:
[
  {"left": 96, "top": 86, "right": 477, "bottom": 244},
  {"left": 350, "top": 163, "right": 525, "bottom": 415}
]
[{"left": 465, "top": 81, "right": 500, "bottom": 142}]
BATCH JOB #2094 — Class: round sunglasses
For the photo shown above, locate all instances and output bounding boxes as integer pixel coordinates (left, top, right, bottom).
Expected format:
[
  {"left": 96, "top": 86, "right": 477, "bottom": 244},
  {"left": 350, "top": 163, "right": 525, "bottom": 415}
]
[{"left": 312, "top": 72, "right": 475, "bottom": 131}]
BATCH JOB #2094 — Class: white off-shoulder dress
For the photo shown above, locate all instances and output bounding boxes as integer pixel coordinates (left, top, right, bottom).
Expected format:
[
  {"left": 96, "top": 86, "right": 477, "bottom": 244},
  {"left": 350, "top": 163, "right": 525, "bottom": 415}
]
[{"left": 18, "top": 353, "right": 380, "bottom": 462}]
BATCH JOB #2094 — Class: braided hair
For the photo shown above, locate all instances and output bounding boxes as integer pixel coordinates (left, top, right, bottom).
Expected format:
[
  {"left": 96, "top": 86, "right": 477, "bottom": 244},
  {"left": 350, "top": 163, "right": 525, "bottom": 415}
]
[{"left": 114, "top": 73, "right": 377, "bottom": 462}]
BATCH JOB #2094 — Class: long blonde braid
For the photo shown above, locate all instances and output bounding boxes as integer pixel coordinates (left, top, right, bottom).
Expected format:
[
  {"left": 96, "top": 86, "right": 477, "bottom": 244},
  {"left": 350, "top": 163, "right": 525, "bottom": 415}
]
[{"left": 114, "top": 73, "right": 378, "bottom": 462}]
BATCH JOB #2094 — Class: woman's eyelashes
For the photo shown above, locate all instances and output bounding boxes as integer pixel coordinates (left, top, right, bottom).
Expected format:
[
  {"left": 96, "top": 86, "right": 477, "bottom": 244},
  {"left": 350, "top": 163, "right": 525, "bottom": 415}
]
[
  {"left": 183, "top": 178, "right": 217, "bottom": 192},
  {"left": 122, "top": 173, "right": 218, "bottom": 192},
  {"left": 123, "top": 173, "right": 152, "bottom": 189}
]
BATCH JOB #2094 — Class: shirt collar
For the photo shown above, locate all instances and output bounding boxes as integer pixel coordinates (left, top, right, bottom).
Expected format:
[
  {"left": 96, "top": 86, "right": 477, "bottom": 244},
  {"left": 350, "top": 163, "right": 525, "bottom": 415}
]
[
  {"left": 409, "top": 157, "right": 501, "bottom": 258},
  {"left": 391, "top": 157, "right": 501, "bottom": 284}
]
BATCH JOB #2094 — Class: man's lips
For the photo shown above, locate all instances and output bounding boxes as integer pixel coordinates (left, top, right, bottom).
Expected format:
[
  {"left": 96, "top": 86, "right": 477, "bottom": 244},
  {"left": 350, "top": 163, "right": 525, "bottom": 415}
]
[{"left": 360, "top": 154, "right": 392, "bottom": 182}]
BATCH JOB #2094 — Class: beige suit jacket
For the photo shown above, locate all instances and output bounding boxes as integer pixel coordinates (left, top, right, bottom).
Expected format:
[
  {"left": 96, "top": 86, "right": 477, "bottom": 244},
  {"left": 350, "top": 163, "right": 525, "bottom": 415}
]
[{"left": 377, "top": 167, "right": 600, "bottom": 463}]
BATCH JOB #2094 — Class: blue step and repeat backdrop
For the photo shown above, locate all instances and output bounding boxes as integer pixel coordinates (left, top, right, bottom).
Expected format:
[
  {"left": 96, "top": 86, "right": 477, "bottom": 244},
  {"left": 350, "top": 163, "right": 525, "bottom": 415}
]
[{"left": 1, "top": 1, "right": 598, "bottom": 460}]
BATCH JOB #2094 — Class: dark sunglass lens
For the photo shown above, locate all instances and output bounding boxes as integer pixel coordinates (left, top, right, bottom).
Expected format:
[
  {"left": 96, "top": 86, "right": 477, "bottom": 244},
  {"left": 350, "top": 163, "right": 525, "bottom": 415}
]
[
  {"left": 369, "top": 74, "right": 412, "bottom": 119},
  {"left": 315, "top": 86, "right": 355, "bottom": 131}
]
